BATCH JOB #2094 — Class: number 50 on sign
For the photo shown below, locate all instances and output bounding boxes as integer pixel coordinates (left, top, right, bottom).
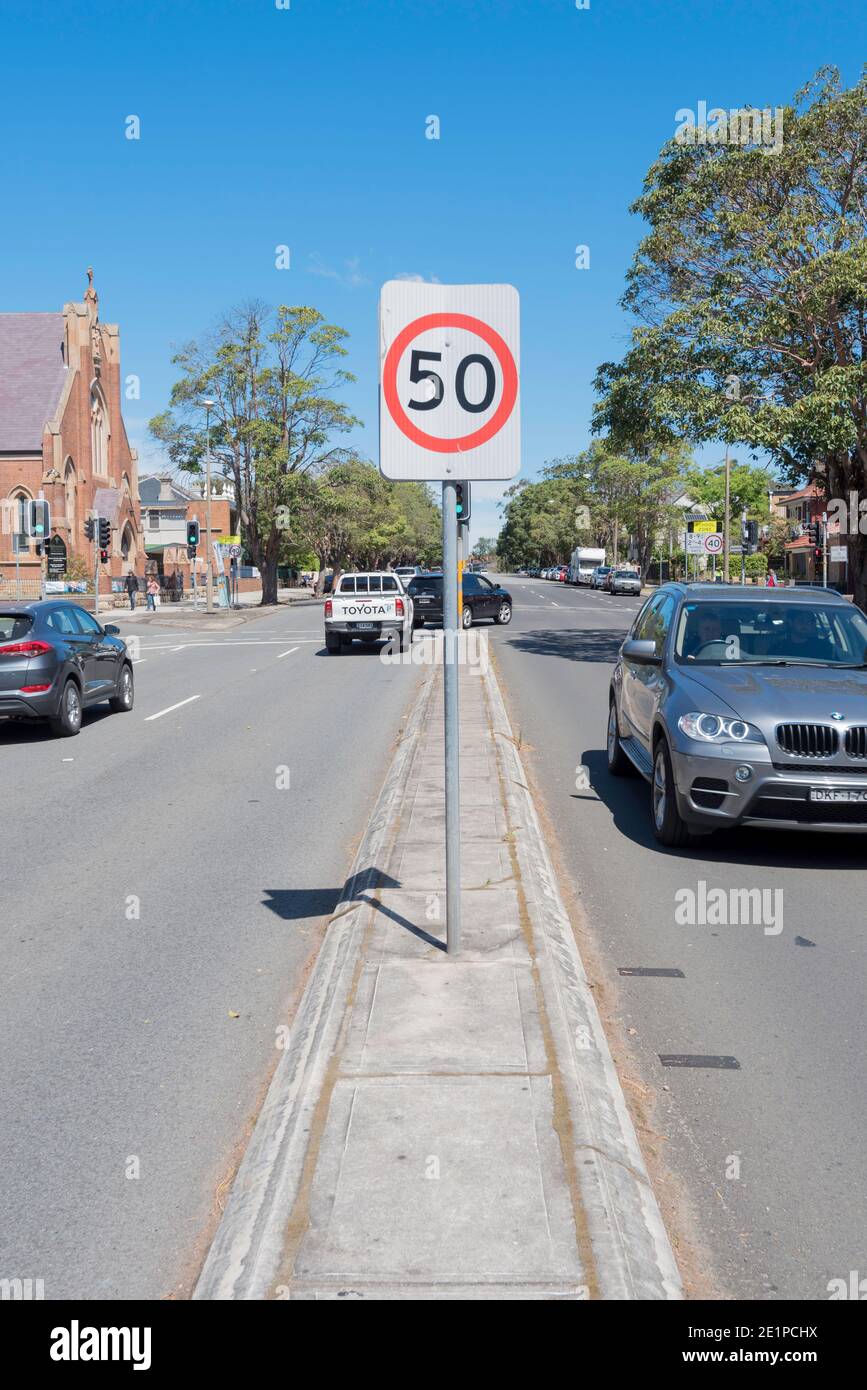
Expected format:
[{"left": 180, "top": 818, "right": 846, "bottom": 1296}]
[{"left": 379, "top": 281, "right": 520, "bottom": 482}]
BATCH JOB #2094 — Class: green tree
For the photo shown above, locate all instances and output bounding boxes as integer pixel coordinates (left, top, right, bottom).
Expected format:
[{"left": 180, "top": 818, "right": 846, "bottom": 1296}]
[
  {"left": 150, "top": 302, "right": 360, "bottom": 604},
  {"left": 595, "top": 67, "right": 867, "bottom": 605}
]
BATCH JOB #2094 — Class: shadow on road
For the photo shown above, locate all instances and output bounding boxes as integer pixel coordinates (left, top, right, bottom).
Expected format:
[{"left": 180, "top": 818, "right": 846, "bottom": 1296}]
[
  {"left": 506, "top": 628, "right": 625, "bottom": 664},
  {"left": 0, "top": 707, "right": 115, "bottom": 743},
  {"left": 583, "top": 746, "right": 867, "bottom": 871}
]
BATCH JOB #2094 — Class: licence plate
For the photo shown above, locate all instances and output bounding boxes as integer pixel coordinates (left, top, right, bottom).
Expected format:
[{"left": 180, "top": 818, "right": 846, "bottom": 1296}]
[
  {"left": 809, "top": 787, "right": 867, "bottom": 803},
  {"left": 355, "top": 622, "right": 376, "bottom": 630}
]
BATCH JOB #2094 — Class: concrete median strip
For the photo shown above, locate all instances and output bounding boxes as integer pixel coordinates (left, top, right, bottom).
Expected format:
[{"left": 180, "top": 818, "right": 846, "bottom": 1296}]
[{"left": 194, "top": 654, "right": 681, "bottom": 1301}]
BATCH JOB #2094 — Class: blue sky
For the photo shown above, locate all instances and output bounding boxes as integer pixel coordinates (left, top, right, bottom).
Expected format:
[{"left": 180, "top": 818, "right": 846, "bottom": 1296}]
[{"left": 1, "top": 0, "right": 864, "bottom": 546}]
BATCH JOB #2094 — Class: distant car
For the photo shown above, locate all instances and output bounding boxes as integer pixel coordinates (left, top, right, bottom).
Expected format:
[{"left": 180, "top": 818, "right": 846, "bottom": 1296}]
[
  {"left": 393, "top": 565, "right": 422, "bottom": 581},
  {"left": 608, "top": 583, "right": 867, "bottom": 845},
  {"left": 407, "top": 572, "right": 513, "bottom": 628},
  {"left": 0, "top": 601, "right": 134, "bottom": 737},
  {"left": 591, "top": 566, "right": 613, "bottom": 590},
  {"left": 557, "top": 566, "right": 568, "bottom": 582},
  {"left": 609, "top": 569, "right": 642, "bottom": 596}
]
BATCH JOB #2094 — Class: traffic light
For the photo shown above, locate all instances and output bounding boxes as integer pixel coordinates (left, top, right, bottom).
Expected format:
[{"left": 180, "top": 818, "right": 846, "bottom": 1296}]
[
  {"left": 805, "top": 521, "right": 819, "bottom": 545},
  {"left": 454, "top": 481, "right": 471, "bottom": 523},
  {"left": 98, "top": 518, "right": 111, "bottom": 549},
  {"left": 28, "top": 499, "right": 50, "bottom": 539},
  {"left": 84, "top": 517, "right": 95, "bottom": 542},
  {"left": 186, "top": 519, "right": 200, "bottom": 549}
]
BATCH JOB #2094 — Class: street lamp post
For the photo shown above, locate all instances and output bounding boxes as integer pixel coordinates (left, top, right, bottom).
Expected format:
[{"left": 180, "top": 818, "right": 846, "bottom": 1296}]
[{"left": 200, "top": 399, "right": 216, "bottom": 613}]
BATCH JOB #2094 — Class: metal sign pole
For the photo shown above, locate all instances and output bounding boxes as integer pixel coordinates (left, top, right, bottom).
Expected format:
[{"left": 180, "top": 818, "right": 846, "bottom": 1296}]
[{"left": 442, "top": 480, "right": 461, "bottom": 955}]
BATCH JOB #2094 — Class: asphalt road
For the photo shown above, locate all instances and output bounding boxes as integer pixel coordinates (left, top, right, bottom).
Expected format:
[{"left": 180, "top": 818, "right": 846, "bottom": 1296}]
[
  {"left": 491, "top": 574, "right": 867, "bottom": 1300},
  {"left": 0, "top": 603, "right": 423, "bottom": 1299}
]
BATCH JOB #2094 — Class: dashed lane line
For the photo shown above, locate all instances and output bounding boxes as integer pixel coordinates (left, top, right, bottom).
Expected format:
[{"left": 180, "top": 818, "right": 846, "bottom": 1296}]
[{"left": 144, "top": 694, "right": 202, "bottom": 722}]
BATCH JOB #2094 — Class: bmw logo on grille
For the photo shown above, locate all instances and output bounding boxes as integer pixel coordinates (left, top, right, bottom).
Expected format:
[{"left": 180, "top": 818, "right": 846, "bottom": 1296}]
[{"left": 831, "top": 712, "right": 845, "bottom": 721}]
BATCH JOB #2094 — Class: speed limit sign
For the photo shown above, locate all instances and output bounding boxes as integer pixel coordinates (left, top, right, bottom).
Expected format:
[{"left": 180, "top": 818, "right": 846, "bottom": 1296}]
[
  {"left": 704, "top": 533, "right": 724, "bottom": 554},
  {"left": 379, "top": 281, "right": 520, "bottom": 481}
]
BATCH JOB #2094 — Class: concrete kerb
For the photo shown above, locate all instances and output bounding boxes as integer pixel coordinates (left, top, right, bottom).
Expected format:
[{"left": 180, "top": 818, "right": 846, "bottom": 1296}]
[
  {"left": 483, "top": 655, "right": 682, "bottom": 1300},
  {"left": 193, "top": 668, "right": 436, "bottom": 1301}
]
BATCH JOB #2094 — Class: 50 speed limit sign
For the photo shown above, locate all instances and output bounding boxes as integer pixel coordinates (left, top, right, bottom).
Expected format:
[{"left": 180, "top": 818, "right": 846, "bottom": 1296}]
[{"left": 379, "top": 280, "right": 520, "bottom": 481}]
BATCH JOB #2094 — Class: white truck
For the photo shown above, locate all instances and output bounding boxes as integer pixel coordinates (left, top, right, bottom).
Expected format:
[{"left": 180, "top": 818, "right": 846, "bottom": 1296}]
[
  {"left": 324, "top": 571, "right": 414, "bottom": 654},
  {"left": 568, "top": 546, "right": 606, "bottom": 585}
]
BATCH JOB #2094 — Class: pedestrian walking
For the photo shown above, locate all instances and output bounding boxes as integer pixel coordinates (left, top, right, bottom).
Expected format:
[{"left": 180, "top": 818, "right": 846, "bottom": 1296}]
[
  {"left": 146, "top": 576, "right": 160, "bottom": 611},
  {"left": 124, "top": 571, "right": 139, "bottom": 610}
]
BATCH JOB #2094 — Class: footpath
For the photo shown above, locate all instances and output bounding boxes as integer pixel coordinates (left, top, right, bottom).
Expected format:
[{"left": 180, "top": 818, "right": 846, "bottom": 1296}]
[{"left": 194, "top": 647, "right": 681, "bottom": 1301}]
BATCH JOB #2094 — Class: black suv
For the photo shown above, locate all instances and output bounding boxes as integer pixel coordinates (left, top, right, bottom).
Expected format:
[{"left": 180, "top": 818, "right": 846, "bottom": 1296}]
[
  {"left": 407, "top": 573, "right": 513, "bottom": 629},
  {"left": 0, "top": 601, "right": 134, "bottom": 737}
]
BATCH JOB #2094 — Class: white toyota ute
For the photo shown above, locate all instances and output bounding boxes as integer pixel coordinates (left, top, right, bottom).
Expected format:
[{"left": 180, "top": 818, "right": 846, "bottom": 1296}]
[{"left": 324, "top": 571, "right": 414, "bottom": 654}]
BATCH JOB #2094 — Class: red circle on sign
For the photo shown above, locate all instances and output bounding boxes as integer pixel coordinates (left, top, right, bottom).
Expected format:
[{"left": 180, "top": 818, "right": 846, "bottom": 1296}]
[{"left": 383, "top": 312, "right": 518, "bottom": 454}]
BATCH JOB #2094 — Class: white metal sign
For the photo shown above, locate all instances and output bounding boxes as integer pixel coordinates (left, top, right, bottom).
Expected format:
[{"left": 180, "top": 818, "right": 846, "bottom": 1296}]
[
  {"left": 704, "top": 533, "right": 724, "bottom": 554},
  {"left": 379, "top": 281, "right": 520, "bottom": 481}
]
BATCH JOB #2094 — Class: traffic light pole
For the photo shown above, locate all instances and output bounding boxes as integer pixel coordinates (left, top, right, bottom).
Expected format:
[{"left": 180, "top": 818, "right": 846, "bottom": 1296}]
[
  {"left": 442, "top": 480, "right": 461, "bottom": 956},
  {"left": 93, "top": 526, "right": 100, "bottom": 616}
]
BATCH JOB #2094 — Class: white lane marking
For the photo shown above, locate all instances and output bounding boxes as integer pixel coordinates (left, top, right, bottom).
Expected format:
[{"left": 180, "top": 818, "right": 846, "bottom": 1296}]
[
  {"left": 134, "top": 639, "right": 321, "bottom": 650},
  {"left": 144, "top": 694, "right": 202, "bottom": 722},
  {"left": 276, "top": 646, "right": 299, "bottom": 659},
  {"left": 550, "top": 600, "right": 560, "bottom": 607},
  {"left": 132, "top": 658, "right": 147, "bottom": 665},
  {"left": 171, "top": 645, "right": 186, "bottom": 652}
]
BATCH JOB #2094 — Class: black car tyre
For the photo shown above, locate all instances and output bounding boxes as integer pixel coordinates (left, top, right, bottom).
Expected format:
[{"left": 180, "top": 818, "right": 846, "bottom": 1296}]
[
  {"left": 495, "top": 601, "right": 512, "bottom": 625},
  {"left": 462, "top": 606, "right": 473, "bottom": 629},
  {"left": 651, "top": 737, "right": 693, "bottom": 848},
  {"left": 109, "top": 664, "right": 134, "bottom": 713},
  {"left": 325, "top": 633, "right": 341, "bottom": 654},
  {"left": 50, "top": 679, "right": 82, "bottom": 738},
  {"left": 606, "top": 698, "right": 633, "bottom": 776}
]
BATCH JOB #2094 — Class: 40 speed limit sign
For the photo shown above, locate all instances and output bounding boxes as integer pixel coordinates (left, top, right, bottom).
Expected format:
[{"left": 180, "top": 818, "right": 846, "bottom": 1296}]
[{"left": 379, "top": 280, "right": 520, "bottom": 481}]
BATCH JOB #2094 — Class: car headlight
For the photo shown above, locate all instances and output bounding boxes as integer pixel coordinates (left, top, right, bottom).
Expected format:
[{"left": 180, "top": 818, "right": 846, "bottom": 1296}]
[{"left": 678, "top": 712, "right": 764, "bottom": 744}]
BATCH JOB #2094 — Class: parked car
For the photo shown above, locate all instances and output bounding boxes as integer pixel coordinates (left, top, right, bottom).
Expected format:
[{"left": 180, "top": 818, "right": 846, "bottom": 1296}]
[
  {"left": 0, "top": 601, "right": 134, "bottom": 737},
  {"left": 407, "top": 572, "right": 513, "bottom": 628},
  {"left": 608, "top": 569, "right": 642, "bottom": 596},
  {"left": 324, "top": 572, "right": 413, "bottom": 653},
  {"left": 393, "top": 564, "right": 422, "bottom": 582},
  {"left": 607, "top": 583, "right": 867, "bottom": 846},
  {"left": 591, "top": 565, "right": 613, "bottom": 590}
]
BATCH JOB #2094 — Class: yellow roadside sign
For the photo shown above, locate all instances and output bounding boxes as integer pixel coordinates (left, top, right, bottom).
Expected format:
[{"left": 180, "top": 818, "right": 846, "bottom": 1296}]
[{"left": 694, "top": 520, "right": 719, "bottom": 534}]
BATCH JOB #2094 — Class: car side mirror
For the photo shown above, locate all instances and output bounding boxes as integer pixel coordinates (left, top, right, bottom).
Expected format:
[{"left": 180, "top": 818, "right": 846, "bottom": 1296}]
[
  {"left": 622, "top": 638, "right": 661, "bottom": 665},
  {"left": 104, "top": 624, "right": 120, "bottom": 635}
]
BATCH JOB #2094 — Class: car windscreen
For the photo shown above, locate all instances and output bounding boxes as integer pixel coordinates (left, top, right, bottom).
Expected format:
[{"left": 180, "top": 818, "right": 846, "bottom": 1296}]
[
  {"left": 0, "top": 614, "right": 34, "bottom": 642},
  {"left": 408, "top": 576, "right": 443, "bottom": 596},
  {"left": 674, "top": 600, "right": 867, "bottom": 666}
]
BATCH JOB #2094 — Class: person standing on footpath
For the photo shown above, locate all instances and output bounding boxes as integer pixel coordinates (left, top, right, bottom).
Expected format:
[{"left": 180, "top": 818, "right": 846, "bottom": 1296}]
[{"left": 124, "top": 571, "right": 139, "bottom": 610}]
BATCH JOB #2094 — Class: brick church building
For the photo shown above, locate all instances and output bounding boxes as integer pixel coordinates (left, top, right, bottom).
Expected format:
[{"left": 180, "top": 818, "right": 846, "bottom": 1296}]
[{"left": 0, "top": 270, "right": 141, "bottom": 595}]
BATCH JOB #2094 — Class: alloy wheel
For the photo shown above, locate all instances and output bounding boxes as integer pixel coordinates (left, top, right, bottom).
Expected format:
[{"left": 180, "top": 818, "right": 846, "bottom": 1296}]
[{"left": 653, "top": 747, "right": 667, "bottom": 830}]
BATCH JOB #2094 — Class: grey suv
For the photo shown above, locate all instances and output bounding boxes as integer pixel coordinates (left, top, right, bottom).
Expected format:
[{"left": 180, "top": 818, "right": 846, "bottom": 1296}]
[
  {"left": 0, "top": 601, "right": 133, "bottom": 737},
  {"left": 607, "top": 583, "right": 867, "bottom": 845}
]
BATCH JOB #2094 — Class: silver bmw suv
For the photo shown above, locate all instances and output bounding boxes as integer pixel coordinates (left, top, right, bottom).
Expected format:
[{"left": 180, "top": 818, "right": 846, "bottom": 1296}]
[{"left": 607, "top": 583, "right": 867, "bottom": 846}]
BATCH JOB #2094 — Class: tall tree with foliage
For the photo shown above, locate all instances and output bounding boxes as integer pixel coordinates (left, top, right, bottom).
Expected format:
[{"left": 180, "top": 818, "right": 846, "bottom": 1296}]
[
  {"left": 150, "top": 302, "right": 360, "bottom": 604},
  {"left": 595, "top": 67, "right": 867, "bottom": 605},
  {"left": 289, "top": 461, "right": 440, "bottom": 588}
]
